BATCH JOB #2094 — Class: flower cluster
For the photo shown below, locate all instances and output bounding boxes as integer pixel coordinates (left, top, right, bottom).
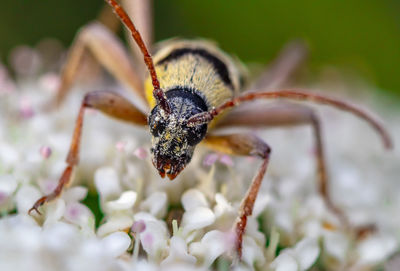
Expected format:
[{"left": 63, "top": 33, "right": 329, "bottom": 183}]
[{"left": 0, "top": 41, "right": 399, "bottom": 271}]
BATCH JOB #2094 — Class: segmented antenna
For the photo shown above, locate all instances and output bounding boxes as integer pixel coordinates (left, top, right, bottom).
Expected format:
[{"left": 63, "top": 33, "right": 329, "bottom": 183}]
[
  {"left": 188, "top": 89, "right": 393, "bottom": 149},
  {"left": 105, "top": 0, "right": 171, "bottom": 114}
]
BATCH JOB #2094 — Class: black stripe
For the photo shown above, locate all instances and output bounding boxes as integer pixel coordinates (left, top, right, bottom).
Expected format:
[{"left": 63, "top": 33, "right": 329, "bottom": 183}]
[
  {"left": 157, "top": 48, "right": 233, "bottom": 89},
  {"left": 166, "top": 87, "right": 209, "bottom": 112}
]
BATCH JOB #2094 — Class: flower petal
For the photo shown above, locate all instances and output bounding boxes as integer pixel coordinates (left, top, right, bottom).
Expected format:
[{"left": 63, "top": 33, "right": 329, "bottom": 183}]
[
  {"left": 181, "top": 189, "right": 209, "bottom": 212},
  {"left": 357, "top": 233, "right": 398, "bottom": 264},
  {"left": 270, "top": 252, "right": 298, "bottom": 271},
  {"left": 97, "top": 215, "right": 134, "bottom": 237},
  {"left": 161, "top": 236, "right": 196, "bottom": 266},
  {"left": 101, "top": 231, "right": 131, "bottom": 258},
  {"left": 140, "top": 191, "right": 168, "bottom": 218},
  {"left": 0, "top": 174, "right": 18, "bottom": 195},
  {"left": 15, "top": 184, "right": 41, "bottom": 214},
  {"left": 189, "top": 230, "right": 233, "bottom": 267},
  {"left": 94, "top": 167, "right": 122, "bottom": 201},
  {"left": 106, "top": 190, "right": 137, "bottom": 212},
  {"left": 181, "top": 207, "right": 215, "bottom": 235},
  {"left": 294, "top": 238, "right": 320, "bottom": 270}
]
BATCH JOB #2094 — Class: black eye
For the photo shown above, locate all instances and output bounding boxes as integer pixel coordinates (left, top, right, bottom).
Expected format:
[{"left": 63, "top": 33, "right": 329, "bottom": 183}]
[
  {"left": 151, "top": 120, "right": 166, "bottom": 137},
  {"left": 186, "top": 124, "right": 207, "bottom": 146},
  {"left": 149, "top": 108, "right": 167, "bottom": 137}
]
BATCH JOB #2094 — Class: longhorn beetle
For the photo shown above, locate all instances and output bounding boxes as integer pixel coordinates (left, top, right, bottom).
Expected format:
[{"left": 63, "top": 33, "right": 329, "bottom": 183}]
[{"left": 29, "top": 0, "right": 393, "bottom": 259}]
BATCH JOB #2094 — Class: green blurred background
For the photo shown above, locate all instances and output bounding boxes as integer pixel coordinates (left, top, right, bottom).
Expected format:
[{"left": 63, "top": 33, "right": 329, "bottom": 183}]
[{"left": 1, "top": 0, "right": 399, "bottom": 98}]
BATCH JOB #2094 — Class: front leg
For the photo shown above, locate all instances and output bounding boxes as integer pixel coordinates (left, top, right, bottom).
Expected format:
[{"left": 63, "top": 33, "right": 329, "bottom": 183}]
[
  {"left": 204, "top": 133, "right": 271, "bottom": 259},
  {"left": 29, "top": 91, "right": 147, "bottom": 215},
  {"left": 213, "top": 103, "right": 366, "bottom": 231},
  {"left": 54, "top": 22, "right": 146, "bottom": 108}
]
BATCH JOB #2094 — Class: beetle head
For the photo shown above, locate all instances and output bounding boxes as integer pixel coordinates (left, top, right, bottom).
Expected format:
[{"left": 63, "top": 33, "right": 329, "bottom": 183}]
[{"left": 148, "top": 90, "right": 208, "bottom": 180}]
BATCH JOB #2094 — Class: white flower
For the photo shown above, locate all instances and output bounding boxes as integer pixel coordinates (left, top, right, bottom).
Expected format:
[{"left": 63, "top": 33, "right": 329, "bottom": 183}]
[
  {"left": 106, "top": 190, "right": 137, "bottom": 212},
  {"left": 140, "top": 191, "right": 168, "bottom": 218},
  {"left": 97, "top": 215, "right": 134, "bottom": 237},
  {"left": 0, "top": 42, "right": 399, "bottom": 270},
  {"left": 161, "top": 236, "right": 197, "bottom": 266},
  {"left": 15, "top": 184, "right": 42, "bottom": 214},
  {"left": 357, "top": 233, "right": 398, "bottom": 265},
  {"left": 95, "top": 167, "right": 122, "bottom": 201},
  {"left": 134, "top": 212, "right": 169, "bottom": 262},
  {"left": 270, "top": 237, "right": 320, "bottom": 271},
  {"left": 189, "top": 230, "right": 234, "bottom": 267},
  {"left": 101, "top": 231, "right": 132, "bottom": 258}
]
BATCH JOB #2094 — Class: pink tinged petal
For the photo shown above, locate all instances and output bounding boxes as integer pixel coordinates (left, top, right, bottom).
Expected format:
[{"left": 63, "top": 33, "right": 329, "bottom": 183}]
[
  {"left": 40, "top": 179, "right": 58, "bottom": 195},
  {"left": 142, "top": 233, "right": 154, "bottom": 248},
  {"left": 140, "top": 191, "right": 168, "bottom": 218},
  {"left": 39, "top": 146, "right": 52, "bottom": 159},
  {"left": 64, "top": 202, "right": 93, "bottom": 228},
  {"left": 101, "top": 231, "right": 131, "bottom": 258},
  {"left": 134, "top": 147, "right": 148, "bottom": 160},
  {"left": 94, "top": 167, "right": 122, "bottom": 201},
  {"left": 19, "top": 97, "right": 35, "bottom": 119},
  {"left": 38, "top": 72, "right": 60, "bottom": 93},
  {"left": 219, "top": 154, "right": 234, "bottom": 167},
  {"left": 115, "top": 141, "right": 126, "bottom": 152},
  {"left": 181, "top": 189, "right": 209, "bottom": 212},
  {"left": 131, "top": 220, "right": 146, "bottom": 233},
  {"left": 161, "top": 236, "right": 197, "bottom": 266},
  {"left": 106, "top": 190, "right": 137, "bottom": 212},
  {"left": 134, "top": 213, "right": 168, "bottom": 260},
  {"left": 0, "top": 191, "right": 7, "bottom": 205},
  {"left": 203, "top": 153, "right": 219, "bottom": 166}
]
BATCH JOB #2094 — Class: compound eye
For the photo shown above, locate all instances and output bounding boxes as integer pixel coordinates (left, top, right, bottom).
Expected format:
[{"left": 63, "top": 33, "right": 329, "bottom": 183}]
[
  {"left": 151, "top": 120, "right": 166, "bottom": 137},
  {"left": 186, "top": 124, "right": 207, "bottom": 146}
]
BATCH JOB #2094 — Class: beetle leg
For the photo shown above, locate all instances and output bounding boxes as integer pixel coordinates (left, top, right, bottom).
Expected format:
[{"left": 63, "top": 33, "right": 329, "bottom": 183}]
[
  {"left": 53, "top": 22, "right": 146, "bottom": 108},
  {"left": 29, "top": 91, "right": 147, "bottom": 215},
  {"left": 213, "top": 103, "right": 366, "bottom": 230},
  {"left": 204, "top": 133, "right": 271, "bottom": 259},
  {"left": 249, "top": 41, "right": 308, "bottom": 91}
]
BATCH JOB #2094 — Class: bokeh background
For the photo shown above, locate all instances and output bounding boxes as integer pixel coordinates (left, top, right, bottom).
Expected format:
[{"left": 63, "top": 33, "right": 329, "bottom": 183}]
[{"left": 0, "top": 0, "right": 399, "bottom": 102}]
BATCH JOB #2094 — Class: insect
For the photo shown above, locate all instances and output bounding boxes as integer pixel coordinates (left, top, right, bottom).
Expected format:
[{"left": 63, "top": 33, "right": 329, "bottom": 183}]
[{"left": 29, "top": 0, "right": 392, "bottom": 259}]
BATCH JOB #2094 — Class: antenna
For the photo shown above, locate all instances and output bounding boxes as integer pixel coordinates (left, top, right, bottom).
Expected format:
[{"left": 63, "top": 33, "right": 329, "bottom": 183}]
[
  {"left": 188, "top": 89, "right": 393, "bottom": 149},
  {"left": 105, "top": 0, "right": 171, "bottom": 114}
]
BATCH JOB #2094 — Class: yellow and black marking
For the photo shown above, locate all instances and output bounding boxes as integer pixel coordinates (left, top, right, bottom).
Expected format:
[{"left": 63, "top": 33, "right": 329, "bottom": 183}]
[
  {"left": 146, "top": 40, "right": 245, "bottom": 179},
  {"left": 145, "top": 40, "right": 244, "bottom": 110}
]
